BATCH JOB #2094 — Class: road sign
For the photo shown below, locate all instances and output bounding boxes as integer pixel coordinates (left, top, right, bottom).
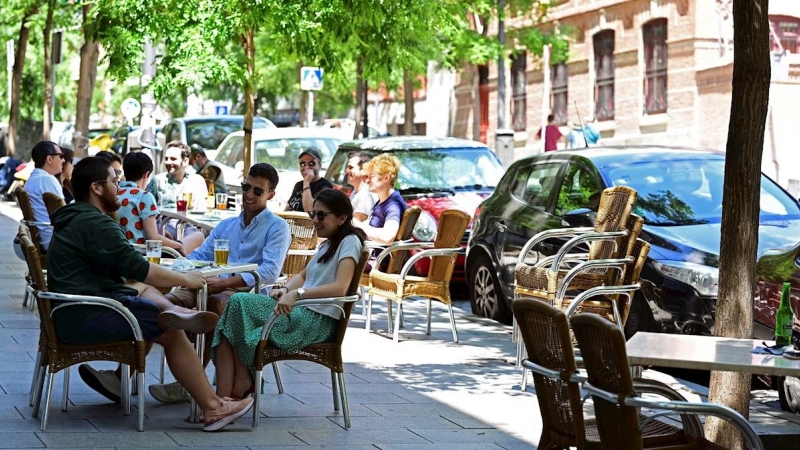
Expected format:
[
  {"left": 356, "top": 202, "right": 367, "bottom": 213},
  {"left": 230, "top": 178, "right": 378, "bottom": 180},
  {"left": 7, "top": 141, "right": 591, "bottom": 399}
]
[
  {"left": 215, "top": 105, "right": 229, "bottom": 115},
  {"left": 121, "top": 97, "right": 141, "bottom": 120},
  {"left": 300, "top": 66, "right": 324, "bottom": 91}
]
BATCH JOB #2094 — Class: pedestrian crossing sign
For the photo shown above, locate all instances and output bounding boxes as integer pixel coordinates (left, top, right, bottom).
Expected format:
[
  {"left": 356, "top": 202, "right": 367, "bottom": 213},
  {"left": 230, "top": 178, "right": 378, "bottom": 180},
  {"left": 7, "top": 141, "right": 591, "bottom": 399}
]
[{"left": 301, "top": 66, "right": 324, "bottom": 91}]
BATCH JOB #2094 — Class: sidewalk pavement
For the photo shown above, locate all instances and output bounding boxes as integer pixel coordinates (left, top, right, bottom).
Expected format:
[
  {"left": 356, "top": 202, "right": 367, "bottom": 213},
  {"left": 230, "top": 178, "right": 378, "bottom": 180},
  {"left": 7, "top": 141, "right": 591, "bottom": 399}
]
[{"left": 1, "top": 197, "right": 799, "bottom": 449}]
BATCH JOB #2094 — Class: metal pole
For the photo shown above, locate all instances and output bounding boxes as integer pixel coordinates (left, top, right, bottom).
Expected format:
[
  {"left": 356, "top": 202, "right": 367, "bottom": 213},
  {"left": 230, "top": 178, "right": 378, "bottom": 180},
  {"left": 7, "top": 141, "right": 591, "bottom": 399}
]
[
  {"left": 306, "top": 91, "right": 314, "bottom": 128},
  {"left": 497, "top": 0, "right": 506, "bottom": 129},
  {"left": 541, "top": 44, "right": 552, "bottom": 154}
]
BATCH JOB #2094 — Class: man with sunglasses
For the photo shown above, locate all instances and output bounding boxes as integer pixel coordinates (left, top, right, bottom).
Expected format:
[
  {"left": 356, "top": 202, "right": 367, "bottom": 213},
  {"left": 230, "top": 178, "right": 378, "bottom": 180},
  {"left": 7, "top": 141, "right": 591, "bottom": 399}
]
[
  {"left": 150, "top": 163, "right": 291, "bottom": 404},
  {"left": 24, "top": 140, "right": 65, "bottom": 251},
  {"left": 285, "top": 148, "right": 332, "bottom": 212}
]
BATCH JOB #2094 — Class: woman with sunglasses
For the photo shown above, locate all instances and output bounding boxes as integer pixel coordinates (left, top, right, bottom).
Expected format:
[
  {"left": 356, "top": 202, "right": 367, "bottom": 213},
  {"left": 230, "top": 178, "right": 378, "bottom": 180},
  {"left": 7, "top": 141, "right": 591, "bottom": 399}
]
[
  {"left": 211, "top": 188, "right": 365, "bottom": 400},
  {"left": 285, "top": 148, "right": 332, "bottom": 212}
]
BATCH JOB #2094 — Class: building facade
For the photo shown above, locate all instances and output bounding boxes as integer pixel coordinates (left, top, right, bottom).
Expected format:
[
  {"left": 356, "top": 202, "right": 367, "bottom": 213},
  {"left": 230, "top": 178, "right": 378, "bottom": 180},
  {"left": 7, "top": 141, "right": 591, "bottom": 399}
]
[{"left": 451, "top": 0, "right": 800, "bottom": 195}]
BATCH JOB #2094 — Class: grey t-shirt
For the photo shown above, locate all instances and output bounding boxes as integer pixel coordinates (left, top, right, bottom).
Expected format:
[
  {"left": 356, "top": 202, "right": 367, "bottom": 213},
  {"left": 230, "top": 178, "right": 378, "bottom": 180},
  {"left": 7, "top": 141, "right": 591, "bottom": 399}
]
[
  {"left": 350, "top": 186, "right": 376, "bottom": 217},
  {"left": 303, "top": 234, "right": 363, "bottom": 319}
]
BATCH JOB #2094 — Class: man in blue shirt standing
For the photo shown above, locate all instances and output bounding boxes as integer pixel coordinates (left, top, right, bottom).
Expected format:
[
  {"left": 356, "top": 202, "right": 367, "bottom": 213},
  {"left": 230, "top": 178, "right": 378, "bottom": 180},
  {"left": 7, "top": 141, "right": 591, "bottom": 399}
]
[
  {"left": 149, "top": 162, "right": 292, "bottom": 403},
  {"left": 24, "top": 141, "right": 65, "bottom": 251}
]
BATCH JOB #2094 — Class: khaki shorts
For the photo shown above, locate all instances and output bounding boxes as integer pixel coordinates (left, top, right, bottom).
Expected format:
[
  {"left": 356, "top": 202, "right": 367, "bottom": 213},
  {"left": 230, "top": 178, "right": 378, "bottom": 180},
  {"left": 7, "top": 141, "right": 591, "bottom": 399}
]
[{"left": 168, "top": 286, "right": 250, "bottom": 309}]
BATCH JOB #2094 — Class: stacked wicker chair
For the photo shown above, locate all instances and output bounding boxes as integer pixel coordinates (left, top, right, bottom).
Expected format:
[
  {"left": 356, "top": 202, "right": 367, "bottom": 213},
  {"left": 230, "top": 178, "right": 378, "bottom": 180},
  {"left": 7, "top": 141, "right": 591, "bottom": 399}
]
[
  {"left": 276, "top": 211, "right": 319, "bottom": 285},
  {"left": 251, "top": 248, "right": 370, "bottom": 429},
  {"left": 368, "top": 209, "right": 470, "bottom": 343},
  {"left": 361, "top": 205, "right": 421, "bottom": 328}
]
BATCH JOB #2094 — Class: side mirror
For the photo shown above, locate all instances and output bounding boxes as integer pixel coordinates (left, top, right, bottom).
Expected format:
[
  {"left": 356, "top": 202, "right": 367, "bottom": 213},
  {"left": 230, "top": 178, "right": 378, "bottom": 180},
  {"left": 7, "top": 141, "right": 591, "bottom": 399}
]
[{"left": 562, "top": 208, "right": 596, "bottom": 228}]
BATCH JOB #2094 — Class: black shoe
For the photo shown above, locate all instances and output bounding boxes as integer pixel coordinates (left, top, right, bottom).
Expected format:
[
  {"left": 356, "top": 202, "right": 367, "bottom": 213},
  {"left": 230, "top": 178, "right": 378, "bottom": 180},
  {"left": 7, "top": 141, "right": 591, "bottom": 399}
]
[{"left": 78, "top": 364, "right": 121, "bottom": 404}]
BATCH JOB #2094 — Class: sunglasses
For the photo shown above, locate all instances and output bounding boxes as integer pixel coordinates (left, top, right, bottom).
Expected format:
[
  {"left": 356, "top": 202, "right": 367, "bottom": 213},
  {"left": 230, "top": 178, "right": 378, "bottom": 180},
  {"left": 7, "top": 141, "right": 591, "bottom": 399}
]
[
  {"left": 241, "top": 182, "right": 272, "bottom": 197},
  {"left": 49, "top": 153, "right": 64, "bottom": 159},
  {"left": 299, "top": 161, "right": 318, "bottom": 168},
  {"left": 308, "top": 210, "right": 335, "bottom": 221}
]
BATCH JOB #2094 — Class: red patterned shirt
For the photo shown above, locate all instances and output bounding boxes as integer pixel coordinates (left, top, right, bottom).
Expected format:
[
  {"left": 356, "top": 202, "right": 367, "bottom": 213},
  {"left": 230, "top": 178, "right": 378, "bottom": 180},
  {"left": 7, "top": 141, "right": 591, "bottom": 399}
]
[{"left": 116, "top": 181, "right": 159, "bottom": 244}]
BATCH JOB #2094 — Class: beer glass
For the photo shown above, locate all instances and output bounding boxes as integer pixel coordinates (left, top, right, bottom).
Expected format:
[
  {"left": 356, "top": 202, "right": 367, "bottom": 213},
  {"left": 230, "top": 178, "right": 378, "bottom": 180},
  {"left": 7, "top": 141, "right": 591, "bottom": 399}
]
[
  {"left": 182, "top": 192, "right": 193, "bottom": 210},
  {"left": 216, "top": 193, "right": 228, "bottom": 210},
  {"left": 145, "top": 240, "right": 162, "bottom": 265},
  {"left": 214, "top": 239, "right": 230, "bottom": 265}
]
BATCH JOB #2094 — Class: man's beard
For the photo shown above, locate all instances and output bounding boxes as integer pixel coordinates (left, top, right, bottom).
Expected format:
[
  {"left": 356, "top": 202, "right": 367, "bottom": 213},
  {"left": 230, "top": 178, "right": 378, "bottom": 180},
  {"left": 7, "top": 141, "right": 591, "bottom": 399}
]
[{"left": 100, "top": 188, "right": 121, "bottom": 212}]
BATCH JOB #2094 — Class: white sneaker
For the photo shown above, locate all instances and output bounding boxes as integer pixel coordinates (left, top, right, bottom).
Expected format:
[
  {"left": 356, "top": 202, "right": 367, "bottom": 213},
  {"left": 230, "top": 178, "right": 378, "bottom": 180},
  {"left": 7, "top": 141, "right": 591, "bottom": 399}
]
[{"left": 149, "top": 381, "right": 190, "bottom": 404}]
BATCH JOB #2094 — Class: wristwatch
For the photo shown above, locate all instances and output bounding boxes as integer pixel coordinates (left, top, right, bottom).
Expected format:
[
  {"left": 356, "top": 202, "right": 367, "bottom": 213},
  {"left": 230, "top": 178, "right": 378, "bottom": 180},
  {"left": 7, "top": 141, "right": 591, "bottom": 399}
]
[{"left": 297, "top": 288, "right": 306, "bottom": 300}]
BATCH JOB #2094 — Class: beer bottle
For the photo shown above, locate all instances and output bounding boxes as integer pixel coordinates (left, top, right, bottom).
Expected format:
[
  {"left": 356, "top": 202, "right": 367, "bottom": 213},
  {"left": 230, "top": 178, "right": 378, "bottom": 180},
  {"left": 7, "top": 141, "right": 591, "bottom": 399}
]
[
  {"left": 205, "top": 180, "right": 215, "bottom": 211},
  {"left": 775, "top": 282, "right": 794, "bottom": 346}
]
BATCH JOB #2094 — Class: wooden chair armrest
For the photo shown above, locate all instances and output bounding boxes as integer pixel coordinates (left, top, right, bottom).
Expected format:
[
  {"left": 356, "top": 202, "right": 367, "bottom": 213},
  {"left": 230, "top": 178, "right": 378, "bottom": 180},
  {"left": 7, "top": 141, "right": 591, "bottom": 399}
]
[
  {"left": 38, "top": 291, "right": 145, "bottom": 341},
  {"left": 259, "top": 294, "right": 360, "bottom": 341}
]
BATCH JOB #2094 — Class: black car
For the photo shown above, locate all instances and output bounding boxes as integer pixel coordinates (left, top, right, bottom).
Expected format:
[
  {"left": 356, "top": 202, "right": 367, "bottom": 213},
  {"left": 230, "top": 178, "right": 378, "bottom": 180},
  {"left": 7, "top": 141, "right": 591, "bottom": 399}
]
[{"left": 466, "top": 146, "right": 800, "bottom": 337}]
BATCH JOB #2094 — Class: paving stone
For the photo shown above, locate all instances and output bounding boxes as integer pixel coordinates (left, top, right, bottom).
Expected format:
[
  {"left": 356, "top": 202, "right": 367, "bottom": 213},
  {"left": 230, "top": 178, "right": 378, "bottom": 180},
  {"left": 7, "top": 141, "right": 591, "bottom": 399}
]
[
  {"left": 35, "top": 431, "right": 177, "bottom": 448},
  {"left": 0, "top": 432, "right": 46, "bottom": 448},
  {"left": 291, "top": 428, "right": 430, "bottom": 446}
]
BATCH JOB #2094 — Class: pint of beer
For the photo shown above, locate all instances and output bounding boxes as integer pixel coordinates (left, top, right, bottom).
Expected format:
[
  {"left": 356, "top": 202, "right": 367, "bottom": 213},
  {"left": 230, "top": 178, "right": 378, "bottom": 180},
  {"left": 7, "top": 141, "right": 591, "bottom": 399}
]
[
  {"left": 145, "top": 240, "right": 162, "bottom": 265},
  {"left": 214, "top": 239, "right": 230, "bottom": 265}
]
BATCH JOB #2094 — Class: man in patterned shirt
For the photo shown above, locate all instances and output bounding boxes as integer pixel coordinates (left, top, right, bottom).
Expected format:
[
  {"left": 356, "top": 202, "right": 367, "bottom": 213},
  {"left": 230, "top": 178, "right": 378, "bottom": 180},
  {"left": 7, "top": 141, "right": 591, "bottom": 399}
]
[{"left": 117, "top": 152, "right": 205, "bottom": 255}]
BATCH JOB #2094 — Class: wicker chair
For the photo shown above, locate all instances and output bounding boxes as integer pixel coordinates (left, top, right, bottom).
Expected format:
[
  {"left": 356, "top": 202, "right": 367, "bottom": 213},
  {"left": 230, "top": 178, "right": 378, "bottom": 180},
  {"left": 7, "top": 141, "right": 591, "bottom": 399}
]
[
  {"left": 19, "top": 226, "right": 48, "bottom": 408},
  {"left": 42, "top": 191, "right": 66, "bottom": 217},
  {"left": 16, "top": 187, "right": 48, "bottom": 310},
  {"left": 571, "top": 313, "right": 764, "bottom": 450},
  {"left": 251, "top": 248, "right": 370, "bottom": 429},
  {"left": 367, "top": 209, "right": 470, "bottom": 343},
  {"left": 275, "top": 211, "right": 318, "bottom": 286},
  {"left": 361, "top": 205, "right": 421, "bottom": 328},
  {"left": 514, "top": 298, "right": 710, "bottom": 450},
  {"left": 20, "top": 233, "right": 148, "bottom": 431}
]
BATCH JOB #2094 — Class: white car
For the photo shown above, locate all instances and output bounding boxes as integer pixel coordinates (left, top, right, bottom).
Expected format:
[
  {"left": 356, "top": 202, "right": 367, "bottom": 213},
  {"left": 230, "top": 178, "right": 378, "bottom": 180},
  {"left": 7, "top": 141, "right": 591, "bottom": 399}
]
[{"left": 213, "top": 127, "right": 343, "bottom": 211}]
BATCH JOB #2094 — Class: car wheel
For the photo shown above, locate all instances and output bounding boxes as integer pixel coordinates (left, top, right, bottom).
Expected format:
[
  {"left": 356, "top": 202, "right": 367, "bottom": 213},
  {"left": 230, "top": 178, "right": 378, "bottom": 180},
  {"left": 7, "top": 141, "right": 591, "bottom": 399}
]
[
  {"left": 468, "top": 253, "right": 512, "bottom": 324},
  {"left": 780, "top": 376, "right": 800, "bottom": 414},
  {"left": 624, "top": 294, "right": 658, "bottom": 340}
]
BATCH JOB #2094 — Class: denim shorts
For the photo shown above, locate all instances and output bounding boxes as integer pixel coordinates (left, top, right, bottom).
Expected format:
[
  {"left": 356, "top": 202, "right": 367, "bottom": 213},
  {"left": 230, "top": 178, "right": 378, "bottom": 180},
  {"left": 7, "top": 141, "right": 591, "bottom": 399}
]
[{"left": 54, "top": 296, "right": 164, "bottom": 345}]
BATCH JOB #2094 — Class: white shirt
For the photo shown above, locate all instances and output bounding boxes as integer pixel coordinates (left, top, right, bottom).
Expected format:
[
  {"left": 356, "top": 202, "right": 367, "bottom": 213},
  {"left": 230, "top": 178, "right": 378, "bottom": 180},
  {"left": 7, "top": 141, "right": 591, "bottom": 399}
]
[{"left": 24, "top": 168, "right": 63, "bottom": 250}]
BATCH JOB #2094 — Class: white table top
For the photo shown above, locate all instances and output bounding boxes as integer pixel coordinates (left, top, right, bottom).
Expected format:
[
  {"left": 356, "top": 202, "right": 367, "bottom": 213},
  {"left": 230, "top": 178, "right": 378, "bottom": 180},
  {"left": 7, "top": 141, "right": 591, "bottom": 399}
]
[
  {"left": 161, "top": 259, "right": 258, "bottom": 277},
  {"left": 159, "top": 208, "right": 239, "bottom": 231},
  {"left": 626, "top": 332, "right": 800, "bottom": 378}
]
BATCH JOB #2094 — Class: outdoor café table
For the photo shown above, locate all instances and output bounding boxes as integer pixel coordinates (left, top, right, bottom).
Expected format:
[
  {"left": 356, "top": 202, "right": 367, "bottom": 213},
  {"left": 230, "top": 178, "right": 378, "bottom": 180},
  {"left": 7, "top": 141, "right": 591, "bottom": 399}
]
[
  {"left": 159, "top": 207, "right": 239, "bottom": 236},
  {"left": 626, "top": 332, "right": 800, "bottom": 378},
  {"left": 160, "top": 259, "right": 261, "bottom": 423}
]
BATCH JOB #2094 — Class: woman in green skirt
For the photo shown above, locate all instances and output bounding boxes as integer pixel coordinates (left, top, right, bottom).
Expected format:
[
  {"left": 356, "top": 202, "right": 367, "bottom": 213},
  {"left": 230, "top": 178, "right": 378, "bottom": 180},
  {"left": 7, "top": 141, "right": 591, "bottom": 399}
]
[{"left": 211, "top": 188, "right": 366, "bottom": 400}]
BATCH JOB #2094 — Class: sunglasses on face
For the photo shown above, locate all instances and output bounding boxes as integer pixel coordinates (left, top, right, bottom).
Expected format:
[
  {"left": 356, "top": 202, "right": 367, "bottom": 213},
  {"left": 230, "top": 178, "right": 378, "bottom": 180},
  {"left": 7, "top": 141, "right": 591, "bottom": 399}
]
[
  {"left": 308, "top": 210, "right": 335, "bottom": 221},
  {"left": 49, "top": 153, "right": 64, "bottom": 159},
  {"left": 299, "top": 160, "right": 317, "bottom": 168},
  {"left": 241, "top": 182, "right": 271, "bottom": 197}
]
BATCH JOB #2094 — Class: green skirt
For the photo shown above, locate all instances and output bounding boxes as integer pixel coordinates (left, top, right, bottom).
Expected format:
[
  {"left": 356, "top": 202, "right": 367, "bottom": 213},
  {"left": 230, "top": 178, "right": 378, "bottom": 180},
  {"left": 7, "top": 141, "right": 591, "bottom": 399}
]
[{"left": 210, "top": 292, "right": 339, "bottom": 371}]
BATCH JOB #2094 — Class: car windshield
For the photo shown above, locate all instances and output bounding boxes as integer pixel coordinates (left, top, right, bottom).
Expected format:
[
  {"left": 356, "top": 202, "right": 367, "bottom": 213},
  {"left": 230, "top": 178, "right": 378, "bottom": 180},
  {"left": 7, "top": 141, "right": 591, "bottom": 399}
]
[
  {"left": 185, "top": 118, "right": 270, "bottom": 152},
  {"left": 215, "top": 136, "right": 341, "bottom": 170},
  {"left": 391, "top": 148, "right": 504, "bottom": 191},
  {"left": 602, "top": 158, "right": 800, "bottom": 226}
]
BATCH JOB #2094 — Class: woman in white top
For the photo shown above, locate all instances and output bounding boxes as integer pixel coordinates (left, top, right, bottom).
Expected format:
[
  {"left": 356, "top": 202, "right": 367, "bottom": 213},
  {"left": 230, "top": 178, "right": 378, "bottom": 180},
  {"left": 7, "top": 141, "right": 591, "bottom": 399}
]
[{"left": 211, "top": 188, "right": 366, "bottom": 400}]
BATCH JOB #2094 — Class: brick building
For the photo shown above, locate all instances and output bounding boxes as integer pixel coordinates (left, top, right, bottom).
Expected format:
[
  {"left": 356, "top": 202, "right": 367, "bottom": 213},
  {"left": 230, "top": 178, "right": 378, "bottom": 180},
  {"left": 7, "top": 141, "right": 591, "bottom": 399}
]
[{"left": 451, "top": 0, "right": 800, "bottom": 194}]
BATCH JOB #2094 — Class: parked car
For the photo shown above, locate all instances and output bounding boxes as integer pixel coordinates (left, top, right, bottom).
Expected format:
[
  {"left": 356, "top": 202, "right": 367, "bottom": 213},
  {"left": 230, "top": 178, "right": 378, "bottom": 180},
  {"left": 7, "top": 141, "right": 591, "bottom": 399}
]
[
  {"left": 213, "top": 127, "right": 342, "bottom": 210},
  {"left": 324, "top": 136, "right": 505, "bottom": 283},
  {"left": 159, "top": 115, "right": 275, "bottom": 160},
  {"left": 319, "top": 118, "right": 383, "bottom": 141},
  {"left": 57, "top": 125, "right": 112, "bottom": 151},
  {"left": 466, "top": 146, "right": 800, "bottom": 334}
]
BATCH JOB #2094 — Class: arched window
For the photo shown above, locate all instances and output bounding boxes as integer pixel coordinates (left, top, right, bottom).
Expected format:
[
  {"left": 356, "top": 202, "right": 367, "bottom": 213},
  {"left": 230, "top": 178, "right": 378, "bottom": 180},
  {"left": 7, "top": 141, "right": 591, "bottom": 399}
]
[
  {"left": 643, "top": 19, "right": 668, "bottom": 114},
  {"left": 593, "top": 30, "right": 615, "bottom": 120}
]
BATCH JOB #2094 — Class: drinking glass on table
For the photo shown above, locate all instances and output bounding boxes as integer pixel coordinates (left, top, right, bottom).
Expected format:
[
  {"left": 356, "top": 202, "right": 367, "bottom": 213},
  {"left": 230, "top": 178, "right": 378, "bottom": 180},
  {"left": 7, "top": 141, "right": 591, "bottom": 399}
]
[
  {"left": 145, "top": 240, "right": 162, "bottom": 264},
  {"left": 176, "top": 198, "right": 187, "bottom": 212},
  {"left": 183, "top": 192, "right": 193, "bottom": 209},
  {"left": 214, "top": 239, "right": 230, "bottom": 265},
  {"left": 216, "top": 193, "right": 228, "bottom": 210}
]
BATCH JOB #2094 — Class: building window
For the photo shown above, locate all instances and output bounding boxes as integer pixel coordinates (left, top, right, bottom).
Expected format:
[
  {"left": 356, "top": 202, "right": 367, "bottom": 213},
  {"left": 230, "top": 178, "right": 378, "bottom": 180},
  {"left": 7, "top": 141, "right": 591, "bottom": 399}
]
[
  {"left": 643, "top": 19, "right": 668, "bottom": 115},
  {"left": 511, "top": 52, "right": 527, "bottom": 132},
  {"left": 551, "top": 63, "right": 568, "bottom": 125},
  {"left": 780, "top": 21, "right": 798, "bottom": 53},
  {"left": 593, "top": 30, "right": 615, "bottom": 121}
]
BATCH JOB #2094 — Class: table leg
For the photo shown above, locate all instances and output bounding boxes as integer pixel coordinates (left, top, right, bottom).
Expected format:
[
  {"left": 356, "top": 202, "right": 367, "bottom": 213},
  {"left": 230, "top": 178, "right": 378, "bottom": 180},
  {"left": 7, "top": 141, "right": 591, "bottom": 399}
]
[{"left": 187, "top": 284, "right": 208, "bottom": 423}]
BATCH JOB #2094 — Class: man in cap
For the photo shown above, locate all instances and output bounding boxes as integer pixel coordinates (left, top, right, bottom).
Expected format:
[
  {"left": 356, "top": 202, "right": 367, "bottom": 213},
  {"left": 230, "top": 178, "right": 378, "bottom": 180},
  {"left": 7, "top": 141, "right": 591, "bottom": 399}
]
[
  {"left": 190, "top": 147, "right": 226, "bottom": 195},
  {"left": 285, "top": 148, "right": 332, "bottom": 212}
]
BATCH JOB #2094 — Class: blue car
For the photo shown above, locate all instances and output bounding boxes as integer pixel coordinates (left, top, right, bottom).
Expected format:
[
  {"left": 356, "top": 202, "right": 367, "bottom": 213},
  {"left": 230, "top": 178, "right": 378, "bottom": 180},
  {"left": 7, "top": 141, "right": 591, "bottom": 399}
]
[{"left": 466, "top": 146, "right": 800, "bottom": 339}]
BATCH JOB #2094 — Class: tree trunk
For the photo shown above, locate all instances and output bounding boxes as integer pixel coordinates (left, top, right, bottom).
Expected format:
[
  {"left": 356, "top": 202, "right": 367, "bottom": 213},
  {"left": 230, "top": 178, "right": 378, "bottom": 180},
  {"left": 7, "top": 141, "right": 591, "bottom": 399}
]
[
  {"left": 8, "top": 6, "right": 38, "bottom": 157},
  {"left": 705, "top": 0, "right": 770, "bottom": 448},
  {"left": 42, "top": 0, "right": 56, "bottom": 141},
  {"left": 403, "top": 68, "right": 414, "bottom": 135},
  {"left": 241, "top": 28, "right": 256, "bottom": 181},
  {"left": 353, "top": 58, "right": 364, "bottom": 140},
  {"left": 73, "top": 3, "right": 99, "bottom": 158},
  {"left": 361, "top": 78, "right": 369, "bottom": 138}
]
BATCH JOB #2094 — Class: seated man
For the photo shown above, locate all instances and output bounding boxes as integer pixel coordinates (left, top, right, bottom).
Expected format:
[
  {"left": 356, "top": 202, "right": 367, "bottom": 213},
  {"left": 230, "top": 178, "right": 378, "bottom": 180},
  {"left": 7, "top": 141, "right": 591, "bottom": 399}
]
[
  {"left": 191, "top": 147, "right": 226, "bottom": 195},
  {"left": 345, "top": 151, "right": 376, "bottom": 222},
  {"left": 118, "top": 152, "right": 204, "bottom": 254},
  {"left": 149, "top": 163, "right": 292, "bottom": 404},
  {"left": 24, "top": 140, "right": 65, "bottom": 251},
  {"left": 285, "top": 148, "right": 332, "bottom": 212},
  {"left": 47, "top": 156, "right": 253, "bottom": 431}
]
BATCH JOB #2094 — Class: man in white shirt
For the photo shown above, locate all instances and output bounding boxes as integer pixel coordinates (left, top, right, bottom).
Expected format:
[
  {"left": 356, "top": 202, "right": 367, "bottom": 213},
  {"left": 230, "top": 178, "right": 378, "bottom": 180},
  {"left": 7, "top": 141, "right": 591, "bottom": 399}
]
[{"left": 24, "top": 140, "right": 65, "bottom": 251}]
